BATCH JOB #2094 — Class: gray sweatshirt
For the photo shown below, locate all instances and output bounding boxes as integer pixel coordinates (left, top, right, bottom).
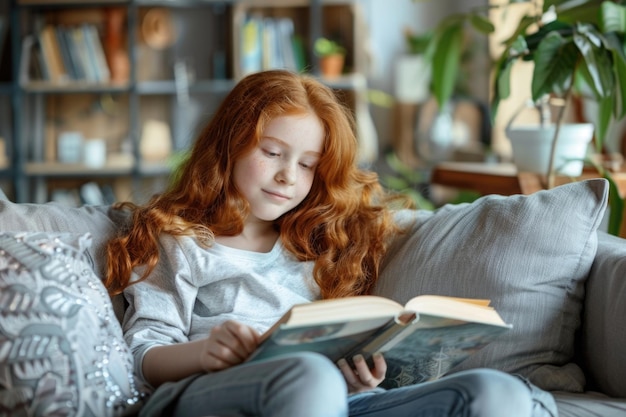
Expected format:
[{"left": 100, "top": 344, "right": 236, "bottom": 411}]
[{"left": 122, "top": 233, "right": 320, "bottom": 382}]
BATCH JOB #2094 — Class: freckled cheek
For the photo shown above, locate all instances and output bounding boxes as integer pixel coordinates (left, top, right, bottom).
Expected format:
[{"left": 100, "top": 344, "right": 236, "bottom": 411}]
[
  {"left": 300, "top": 173, "right": 316, "bottom": 194},
  {"left": 250, "top": 159, "right": 270, "bottom": 176}
]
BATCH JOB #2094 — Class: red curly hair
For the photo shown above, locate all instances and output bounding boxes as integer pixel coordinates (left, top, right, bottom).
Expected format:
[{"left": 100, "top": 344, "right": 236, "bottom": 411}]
[{"left": 105, "top": 70, "right": 411, "bottom": 298}]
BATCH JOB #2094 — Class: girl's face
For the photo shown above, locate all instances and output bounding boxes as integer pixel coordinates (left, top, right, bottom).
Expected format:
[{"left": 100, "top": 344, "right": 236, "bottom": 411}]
[{"left": 233, "top": 113, "right": 324, "bottom": 224}]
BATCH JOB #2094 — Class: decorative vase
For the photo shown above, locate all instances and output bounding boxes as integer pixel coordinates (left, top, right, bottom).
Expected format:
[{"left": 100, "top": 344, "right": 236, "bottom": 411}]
[{"left": 506, "top": 123, "right": 594, "bottom": 176}]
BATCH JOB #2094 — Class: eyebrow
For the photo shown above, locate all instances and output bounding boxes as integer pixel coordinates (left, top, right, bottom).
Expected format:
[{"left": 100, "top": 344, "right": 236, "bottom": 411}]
[{"left": 261, "top": 136, "right": 322, "bottom": 157}]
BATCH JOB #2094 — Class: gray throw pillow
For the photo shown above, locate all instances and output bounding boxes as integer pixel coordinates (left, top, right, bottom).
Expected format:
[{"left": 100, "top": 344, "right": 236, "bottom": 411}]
[
  {"left": 0, "top": 199, "right": 129, "bottom": 278},
  {"left": 374, "top": 179, "right": 608, "bottom": 392},
  {"left": 0, "top": 232, "right": 147, "bottom": 416}
]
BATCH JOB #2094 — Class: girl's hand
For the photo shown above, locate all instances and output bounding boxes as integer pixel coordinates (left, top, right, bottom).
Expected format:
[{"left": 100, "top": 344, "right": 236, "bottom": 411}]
[
  {"left": 337, "top": 353, "right": 387, "bottom": 393},
  {"left": 199, "top": 320, "right": 261, "bottom": 372}
]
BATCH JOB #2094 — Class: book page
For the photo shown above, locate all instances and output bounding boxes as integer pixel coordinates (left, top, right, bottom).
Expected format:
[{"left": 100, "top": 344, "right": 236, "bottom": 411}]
[
  {"left": 405, "top": 295, "right": 508, "bottom": 326},
  {"left": 282, "top": 296, "right": 404, "bottom": 328}
]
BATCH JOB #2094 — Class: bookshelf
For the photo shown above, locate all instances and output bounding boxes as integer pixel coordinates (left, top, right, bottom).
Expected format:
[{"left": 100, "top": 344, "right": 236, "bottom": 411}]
[
  {"left": 6, "top": 0, "right": 372, "bottom": 204},
  {"left": 0, "top": 3, "right": 14, "bottom": 198}
]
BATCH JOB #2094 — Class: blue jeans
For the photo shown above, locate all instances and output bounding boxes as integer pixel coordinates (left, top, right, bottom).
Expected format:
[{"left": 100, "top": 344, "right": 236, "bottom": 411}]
[{"left": 138, "top": 352, "right": 557, "bottom": 417}]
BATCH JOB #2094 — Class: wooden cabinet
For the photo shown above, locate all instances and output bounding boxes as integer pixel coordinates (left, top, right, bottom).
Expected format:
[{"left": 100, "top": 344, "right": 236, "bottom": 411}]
[{"left": 6, "top": 0, "right": 371, "bottom": 204}]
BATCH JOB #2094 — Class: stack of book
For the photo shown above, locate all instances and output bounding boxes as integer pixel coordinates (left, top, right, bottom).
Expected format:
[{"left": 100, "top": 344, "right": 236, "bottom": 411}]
[
  {"left": 240, "top": 15, "right": 305, "bottom": 76},
  {"left": 29, "top": 23, "right": 111, "bottom": 84}
]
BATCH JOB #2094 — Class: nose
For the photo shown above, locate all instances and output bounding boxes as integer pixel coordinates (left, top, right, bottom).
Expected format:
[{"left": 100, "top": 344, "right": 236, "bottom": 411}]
[{"left": 275, "top": 161, "right": 297, "bottom": 185}]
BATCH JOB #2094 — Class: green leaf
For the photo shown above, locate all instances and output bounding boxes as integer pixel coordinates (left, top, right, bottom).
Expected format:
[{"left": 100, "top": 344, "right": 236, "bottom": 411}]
[
  {"left": 601, "top": 32, "right": 626, "bottom": 117},
  {"left": 552, "top": 0, "right": 603, "bottom": 26},
  {"left": 382, "top": 175, "right": 409, "bottom": 190},
  {"left": 508, "top": 34, "right": 530, "bottom": 58},
  {"left": 595, "top": 95, "right": 613, "bottom": 151},
  {"left": 531, "top": 32, "right": 578, "bottom": 100},
  {"left": 431, "top": 21, "right": 464, "bottom": 109},
  {"left": 366, "top": 89, "right": 394, "bottom": 108},
  {"left": 573, "top": 23, "right": 615, "bottom": 99},
  {"left": 525, "top": 20, "right": 573, "bottom": 52},
  {"left": 314, "top": 37, "right": 345, "bottom": 57},
  {"left": 613, "top": 50, "right": 626, "bottom": 118},
  {"left": 605, "top": 172, "right": 625, "bottom": 236},
  {"left": 600, "top": 1, "right": 626, "bottom": 33},
  {"left": 469, "top": 13, "right": 495, "bottom": 34},
  {"left": 496, "top": 58, "right": 515, "bottom": 101},
  {"left": 491, "top": 56, "right": 515, "bottom": 122}
]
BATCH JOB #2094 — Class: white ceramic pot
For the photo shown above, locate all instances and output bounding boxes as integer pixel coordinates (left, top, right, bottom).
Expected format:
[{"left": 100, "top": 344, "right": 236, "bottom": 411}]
[{"left": 506, "top": 123, "right": 594, "bottom": 176}]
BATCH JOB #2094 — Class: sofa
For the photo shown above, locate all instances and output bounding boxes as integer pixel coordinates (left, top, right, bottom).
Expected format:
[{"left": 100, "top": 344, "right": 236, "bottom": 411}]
[{"left": 0, "top": 178, "right": 625, "bottom": 417}]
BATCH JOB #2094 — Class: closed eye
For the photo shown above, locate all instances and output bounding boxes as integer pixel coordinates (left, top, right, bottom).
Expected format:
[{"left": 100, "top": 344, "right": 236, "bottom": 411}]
[
  {"left": 263, "top": 149, "right": 281, "bottom": 158},
  {"left": 299, "top": 160, "right": 318, "bottom": 170}
]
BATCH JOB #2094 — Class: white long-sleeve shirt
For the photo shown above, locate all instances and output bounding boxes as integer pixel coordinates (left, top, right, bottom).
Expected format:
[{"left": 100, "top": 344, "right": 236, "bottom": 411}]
[{"left": 122, "top": 233, "right": 320, "bottom": 383}]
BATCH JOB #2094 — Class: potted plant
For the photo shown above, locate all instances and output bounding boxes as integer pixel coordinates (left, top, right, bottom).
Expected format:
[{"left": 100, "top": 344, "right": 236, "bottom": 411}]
[
  {"left": 314, "top": 37, "right": 346, "bottom": 78},
  {"left": 420, "top": 0, "right": 626, "bottom": 235}
]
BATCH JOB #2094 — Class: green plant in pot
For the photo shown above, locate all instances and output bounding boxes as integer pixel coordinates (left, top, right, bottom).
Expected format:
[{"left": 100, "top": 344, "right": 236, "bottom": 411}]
[
  {"left": 420, "top": 0, "right": 626, "bottom": 236},
  {"left": 314, "top": 37, "right": 346, "bottom": 78}
]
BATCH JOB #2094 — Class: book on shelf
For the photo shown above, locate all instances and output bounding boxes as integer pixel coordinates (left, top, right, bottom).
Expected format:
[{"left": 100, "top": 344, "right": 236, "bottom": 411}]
[
  {"left": 239, "top": 15, "right": 301, "bottom": 76},
  {"left": 38, "top": 24, "right": 68, "bottom": 83},
  {"left": 69, "top": 25, "right": 98, "bottom": 82},
  {"left": 275, "top": 17, "right": 302, "bottom": 72},
  {"left": 247, "top": 294, "right": 511, "bottom": 388},
  {"left": 56, "top": 25, "right": 84, "bottom": 81},
  {"left": 240, "top": 14, "right": 263, "bottom": 76},
  {"left": 261, "top": 17, "right": 287, "bottom": 71},
  {"left": 82, "top": 23, "right": 110, "bottom": 82},
  {"left": 54, "top": 26, "right": 76, "bottom": 80},
  {"left": 19, "top": 35, "right": 37, "bottom": 85}
]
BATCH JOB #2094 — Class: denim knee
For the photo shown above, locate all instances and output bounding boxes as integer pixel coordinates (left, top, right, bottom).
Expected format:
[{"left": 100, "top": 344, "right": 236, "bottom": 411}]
[
  {"left": 263, "top": 352, "right": 348, "bottom": 417},
  {"left": 453, "top": 369, "right": 533, "bottom": 417},
  {"left": 274, "top": 351, "right": 346, "bottom": 388}
]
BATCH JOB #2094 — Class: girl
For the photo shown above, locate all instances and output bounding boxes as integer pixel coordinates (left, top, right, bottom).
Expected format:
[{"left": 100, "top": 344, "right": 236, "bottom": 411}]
[{"left": 105, "top": 70, "right": 551, "bottom": 417}]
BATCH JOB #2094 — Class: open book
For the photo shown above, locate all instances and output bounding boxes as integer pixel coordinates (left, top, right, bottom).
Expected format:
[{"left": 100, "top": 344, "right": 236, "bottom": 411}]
[{"left": 247, "top": 295, "right": 511, "bottom": 388}]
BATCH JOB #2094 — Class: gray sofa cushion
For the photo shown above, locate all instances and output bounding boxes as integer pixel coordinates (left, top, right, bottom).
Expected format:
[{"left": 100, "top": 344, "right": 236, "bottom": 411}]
[
  {"left": 552, "top": 391, "right": 626, "bottom": 417},
  {"left": 374, "top": 179, "right": 608, "bottom": 393},
  {"left": 0, "top": 232, "right": 147, "bottom": 416},
  {"left": 582, "top": 231, "right": 626, "bottom": 398}
]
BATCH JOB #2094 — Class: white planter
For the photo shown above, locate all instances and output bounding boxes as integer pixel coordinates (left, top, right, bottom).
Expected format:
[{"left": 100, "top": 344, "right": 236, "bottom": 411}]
[{"left": 506, "top": 123, "right": 594, "bottom": 176}]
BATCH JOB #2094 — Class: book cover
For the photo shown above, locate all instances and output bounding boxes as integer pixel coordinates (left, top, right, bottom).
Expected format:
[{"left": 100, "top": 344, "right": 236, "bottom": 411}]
[
  {"left": 60, "top": 26, "right": 85, "bottom": 81},
  {"left": 19, "top": 35, "right": 36, "bottom": 85},
  {"left": 54, "top": 26, "right": 76, "bottom": 80},
  {"left": 38, "top": 25, "right": 68, "bottom": 83},
  {"left": 70, "top": 26, "right": 97, "bottom": 82},
  {"left": 247, "top": 295, "right": 511, "bottom": 388},
  {"left": 240, "top": 15, "right": 263, "bottom": 76},
  {"left": 276, "top": 18, "right": 298, "bottom": 72},
  {"left": 83, "top": 24, "right": 110, "bottom": 82},
  {"left": 367, "top": 314, "right": 510, "bottom": 388}
]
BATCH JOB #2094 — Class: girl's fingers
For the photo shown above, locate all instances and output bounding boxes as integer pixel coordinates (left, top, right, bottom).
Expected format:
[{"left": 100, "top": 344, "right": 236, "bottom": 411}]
[
  {"left": 200, "top": 321, "right": 261, "bottom": 371},
  {"left": 352, "top": 354, "right": 376, "bottom": 386},
  {"left": 337, "top": 358, "right": 360, "bottom": 387},
  {"left": 337, "top": 353, "right": 387, "bottom": 393},
  {"left": 370, "top": 352, "right": 387, "bottom": 380},
  {"left": 223, "top": 320, "right": 260, "bottom": 354}
]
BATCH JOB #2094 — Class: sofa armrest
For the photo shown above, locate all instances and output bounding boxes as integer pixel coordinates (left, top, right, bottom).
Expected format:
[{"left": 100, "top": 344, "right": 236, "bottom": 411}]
[{"left": 581, "top": 231, "right": 626, "bottom": 398}]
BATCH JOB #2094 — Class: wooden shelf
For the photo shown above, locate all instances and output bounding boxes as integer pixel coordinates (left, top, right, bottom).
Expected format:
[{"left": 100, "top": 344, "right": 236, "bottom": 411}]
[
  {"left": 21, "top": 81, "right": 131, "bottom": 94},
  {"left": 25, "top": 159, "right": 133, "bottom": 176},
  {"left": 7, "top": 0, "right": 366, "bottom": 203},
  {"left": 431, "top": 161, "right": 626, "bottom": 197}
]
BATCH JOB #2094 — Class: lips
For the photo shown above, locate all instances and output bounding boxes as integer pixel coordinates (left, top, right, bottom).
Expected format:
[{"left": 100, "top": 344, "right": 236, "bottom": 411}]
[{"left": 263, "top": 189, "right": 291, "bottom": 200}]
